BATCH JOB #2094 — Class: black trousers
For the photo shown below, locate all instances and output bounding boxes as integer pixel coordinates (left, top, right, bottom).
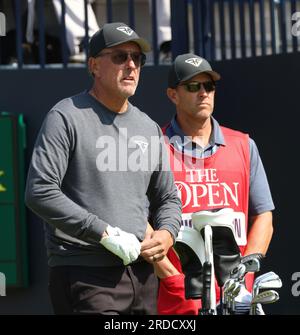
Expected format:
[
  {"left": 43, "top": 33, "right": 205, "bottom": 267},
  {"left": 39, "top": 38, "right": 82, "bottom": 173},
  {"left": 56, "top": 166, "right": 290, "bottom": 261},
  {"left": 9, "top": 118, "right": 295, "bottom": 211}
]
[{"left": 48, "top": 261, "right": 158, "bottom": 315}]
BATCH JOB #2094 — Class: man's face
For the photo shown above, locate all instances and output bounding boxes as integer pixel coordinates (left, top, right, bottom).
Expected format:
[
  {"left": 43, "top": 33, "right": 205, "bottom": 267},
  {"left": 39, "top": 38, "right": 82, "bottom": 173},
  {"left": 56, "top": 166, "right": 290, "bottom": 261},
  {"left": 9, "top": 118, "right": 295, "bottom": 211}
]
[
  {"left": 90, "top": 42, "right": 143, "bottom": 100},
  {"left": 168, "top": 73, "right": 216, "bottom": 122}
]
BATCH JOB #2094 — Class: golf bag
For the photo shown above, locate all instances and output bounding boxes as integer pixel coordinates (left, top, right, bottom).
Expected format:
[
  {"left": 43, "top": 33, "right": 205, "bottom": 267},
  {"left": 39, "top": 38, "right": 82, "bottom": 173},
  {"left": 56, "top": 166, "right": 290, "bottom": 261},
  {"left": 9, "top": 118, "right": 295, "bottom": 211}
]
[{"left": 175, "top": 208, "right": 242, "bottom": 314}]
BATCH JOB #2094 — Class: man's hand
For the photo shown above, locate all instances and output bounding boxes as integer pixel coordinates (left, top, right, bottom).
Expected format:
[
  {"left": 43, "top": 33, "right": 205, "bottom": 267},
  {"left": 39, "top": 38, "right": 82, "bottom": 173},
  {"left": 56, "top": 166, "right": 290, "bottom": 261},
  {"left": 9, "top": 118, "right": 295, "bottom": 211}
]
[
  {"left": 100, "top": 225, "right": 141, "bottom": 265},
  {"left": 140, "top": 228, "right": 173, "bottom": 263}
]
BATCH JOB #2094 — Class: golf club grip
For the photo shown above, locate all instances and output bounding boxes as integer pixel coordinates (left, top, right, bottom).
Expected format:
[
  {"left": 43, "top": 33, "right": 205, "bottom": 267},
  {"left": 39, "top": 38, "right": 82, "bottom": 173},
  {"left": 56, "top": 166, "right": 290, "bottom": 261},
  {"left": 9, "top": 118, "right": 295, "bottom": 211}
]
[{"left": 202, "top": 261, "right": 212, "bottom": 311}]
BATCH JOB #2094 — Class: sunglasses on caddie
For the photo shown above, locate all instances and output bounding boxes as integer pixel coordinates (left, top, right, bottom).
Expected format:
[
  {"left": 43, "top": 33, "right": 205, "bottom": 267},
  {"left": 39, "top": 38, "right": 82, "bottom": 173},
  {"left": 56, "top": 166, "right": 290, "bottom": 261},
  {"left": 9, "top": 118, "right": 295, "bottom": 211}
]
[
  {"left": 180, "top": 81, "right": 216, "bottom": 93},
  {"left": 96, "top": 50, "right": 146, "bottom": 67}
]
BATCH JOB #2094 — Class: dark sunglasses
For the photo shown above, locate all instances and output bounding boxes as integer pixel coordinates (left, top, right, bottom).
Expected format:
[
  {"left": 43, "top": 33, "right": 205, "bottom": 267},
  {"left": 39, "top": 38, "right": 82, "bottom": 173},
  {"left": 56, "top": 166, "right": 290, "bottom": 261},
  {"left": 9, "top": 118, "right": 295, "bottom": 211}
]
[
  {"left": 97, "top": 50, "right": 146, "bottom": 67},
  {"left": 180, "top": 81, "right": 216, "bottom": 93}
]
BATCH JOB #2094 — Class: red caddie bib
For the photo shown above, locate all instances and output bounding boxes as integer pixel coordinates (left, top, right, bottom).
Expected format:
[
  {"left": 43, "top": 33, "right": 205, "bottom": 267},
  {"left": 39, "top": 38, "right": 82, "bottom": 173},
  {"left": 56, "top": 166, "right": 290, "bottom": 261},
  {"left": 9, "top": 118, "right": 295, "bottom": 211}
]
[{"left": 162, "top": 125, "right": 252, "bottom": 302}]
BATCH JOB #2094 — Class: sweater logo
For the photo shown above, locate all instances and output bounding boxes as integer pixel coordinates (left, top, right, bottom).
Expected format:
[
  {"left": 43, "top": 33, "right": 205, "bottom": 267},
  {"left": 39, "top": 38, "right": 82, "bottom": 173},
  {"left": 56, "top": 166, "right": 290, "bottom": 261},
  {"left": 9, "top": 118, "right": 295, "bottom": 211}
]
[{"left": 134, "top": 140, "right": 148, "bottom": 153}]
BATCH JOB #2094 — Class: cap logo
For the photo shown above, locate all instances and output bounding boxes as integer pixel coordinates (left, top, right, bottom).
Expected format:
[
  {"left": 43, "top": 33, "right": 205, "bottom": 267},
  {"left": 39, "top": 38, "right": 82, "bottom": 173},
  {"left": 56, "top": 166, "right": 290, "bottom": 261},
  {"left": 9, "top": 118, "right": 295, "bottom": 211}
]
[
  {"left": 116, "top": 26, "right": 134, "bottom": 36},
  {"left": 185, "top": 58, "right": 203, "bottom": 67}
]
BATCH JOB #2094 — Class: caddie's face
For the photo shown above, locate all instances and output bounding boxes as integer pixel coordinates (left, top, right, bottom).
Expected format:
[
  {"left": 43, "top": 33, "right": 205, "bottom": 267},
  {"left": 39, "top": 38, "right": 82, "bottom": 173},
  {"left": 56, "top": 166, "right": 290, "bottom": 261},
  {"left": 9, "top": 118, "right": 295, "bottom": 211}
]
[
  {"left": 89, "top": 42, "right": 142, "bottom": 100},
  {"left": 167, "top": 73, "right": 215, "bottom": 122}
]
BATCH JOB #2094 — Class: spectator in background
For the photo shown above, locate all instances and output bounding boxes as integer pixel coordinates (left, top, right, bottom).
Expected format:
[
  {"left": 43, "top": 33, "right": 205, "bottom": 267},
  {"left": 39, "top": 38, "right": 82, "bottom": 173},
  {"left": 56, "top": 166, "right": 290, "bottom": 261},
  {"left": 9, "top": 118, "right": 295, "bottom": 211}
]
[
  {"left": 0, "top": 0, "right": 99, "bottom": 65},
  {"left": 26, "top": 0, "right": 99, "bottom": 63},
  {"left": 1, "top": 0, "right": 171, "bottom": 65},
  {"left": 51, "top": 0, "right": 99, "bottom": 62},
  {"left": 149, "top": 0, "right": 171, "bottom": 62},
  {"left": 0, "top": 0, "right": 29, "bottom": 65}
]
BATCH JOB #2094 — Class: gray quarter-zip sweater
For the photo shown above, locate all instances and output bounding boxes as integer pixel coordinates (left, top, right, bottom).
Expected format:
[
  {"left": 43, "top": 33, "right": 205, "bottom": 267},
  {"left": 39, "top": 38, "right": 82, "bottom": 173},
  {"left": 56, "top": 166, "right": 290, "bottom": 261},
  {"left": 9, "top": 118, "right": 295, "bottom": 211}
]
[{"left": 25, "top": 91, "right": 181, "bottom": 267}]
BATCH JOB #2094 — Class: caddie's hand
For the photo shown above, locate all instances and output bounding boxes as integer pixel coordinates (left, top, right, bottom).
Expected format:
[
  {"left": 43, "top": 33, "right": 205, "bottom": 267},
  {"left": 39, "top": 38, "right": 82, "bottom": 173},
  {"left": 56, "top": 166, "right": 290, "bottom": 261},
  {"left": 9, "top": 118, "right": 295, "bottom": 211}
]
[
  {"left": 100, "top": 225, "right": 141, "bottom": 266},
  {"left": 140, "top": 229, "right": 173, "bottom": 263}
]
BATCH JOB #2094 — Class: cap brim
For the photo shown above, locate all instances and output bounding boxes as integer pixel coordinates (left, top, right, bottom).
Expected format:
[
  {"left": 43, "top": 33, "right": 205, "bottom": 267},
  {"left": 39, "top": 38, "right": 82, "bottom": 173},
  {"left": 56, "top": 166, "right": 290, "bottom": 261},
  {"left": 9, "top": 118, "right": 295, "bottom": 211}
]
[
  {"left": 106, "top": 38, "right": 151, "bottom": 53},
  {"left": 130, "top": 38, "right": 152, "bottom": 53},
  {"left": 182, "top": 70, "right": 221, "bottom": 83}
]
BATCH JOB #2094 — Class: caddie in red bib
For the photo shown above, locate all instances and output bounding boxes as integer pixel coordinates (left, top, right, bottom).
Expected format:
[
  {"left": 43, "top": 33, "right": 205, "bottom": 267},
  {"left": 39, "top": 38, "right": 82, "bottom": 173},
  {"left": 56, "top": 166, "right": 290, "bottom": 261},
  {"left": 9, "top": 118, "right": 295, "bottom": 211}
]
[{"left": 152, "top": 53, "right": 275, "bottom": 315}]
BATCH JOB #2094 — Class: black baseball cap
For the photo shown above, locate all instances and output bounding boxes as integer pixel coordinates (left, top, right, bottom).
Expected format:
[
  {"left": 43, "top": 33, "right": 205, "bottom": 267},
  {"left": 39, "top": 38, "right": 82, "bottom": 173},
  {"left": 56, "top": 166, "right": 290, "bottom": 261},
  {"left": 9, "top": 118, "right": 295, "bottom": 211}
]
[
  {"left": 88, "top": 22, "right": 151, "bottom": 57},
  {"left": 168, "top": 53, "right": 221, "bottom": 88}
]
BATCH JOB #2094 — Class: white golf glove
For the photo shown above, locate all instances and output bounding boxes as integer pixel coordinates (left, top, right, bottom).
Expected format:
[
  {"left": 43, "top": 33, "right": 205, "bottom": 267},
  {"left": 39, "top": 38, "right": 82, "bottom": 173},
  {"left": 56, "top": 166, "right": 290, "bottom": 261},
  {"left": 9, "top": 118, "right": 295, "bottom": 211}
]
[{"left": 100, "top": 225, "right": 141, "bottom": 266}]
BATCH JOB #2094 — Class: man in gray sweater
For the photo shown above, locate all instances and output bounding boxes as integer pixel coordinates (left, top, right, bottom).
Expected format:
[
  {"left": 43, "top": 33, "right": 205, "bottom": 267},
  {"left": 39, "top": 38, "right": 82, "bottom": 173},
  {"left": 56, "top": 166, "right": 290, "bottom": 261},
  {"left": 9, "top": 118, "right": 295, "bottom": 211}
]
[{"left": 25, "top": 22, "right": 181, "bottom": 315}]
